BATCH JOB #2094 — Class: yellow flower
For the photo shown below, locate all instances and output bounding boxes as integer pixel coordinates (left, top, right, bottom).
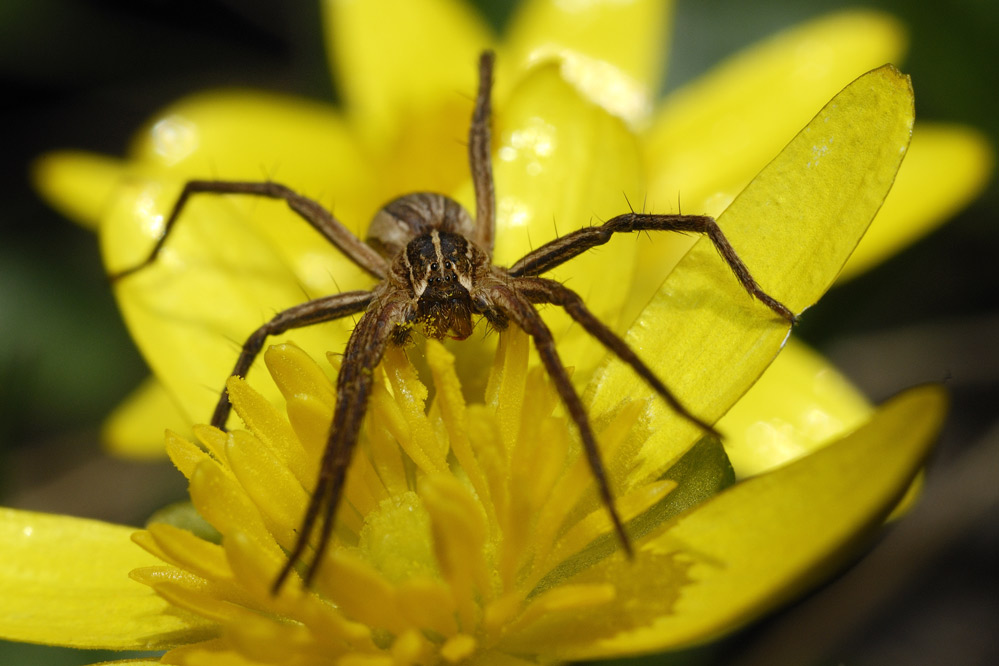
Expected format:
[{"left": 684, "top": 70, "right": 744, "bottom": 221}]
[
  {"left": 2, "top": 336, "right": 945, "bottom": 664},
  {"left": 10, "top": 0, "right": 988, "bottom": 663}
]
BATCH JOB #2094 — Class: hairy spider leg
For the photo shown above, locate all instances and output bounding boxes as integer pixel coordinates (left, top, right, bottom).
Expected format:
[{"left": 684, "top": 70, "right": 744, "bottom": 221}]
[
  {"left": 470, "top": 51, "right": 496, "bottom": 258},
  {"left": 509, "top": 212, "right": 798, "bottom": 324},
  {"left": 274, "top": 293, "right": 413, "bottom": 591},
  {"left": 513, "top": 275, "right": 722, "bottom": 438},
  {"left": 109, "top": 180, "right": 390, "bottom": 282},
  {"left": 472, "top": 276, "right": 635, "bottom": 557},
  {"left": 209, "top": 290, "right": 373, "bottom": 429}
]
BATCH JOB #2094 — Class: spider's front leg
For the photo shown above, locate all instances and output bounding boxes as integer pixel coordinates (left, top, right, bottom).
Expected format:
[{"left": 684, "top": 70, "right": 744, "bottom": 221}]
[
  {"left": 108, "top": 179, "right": 389, "bottom": 282},
  {"left": 509, "top": 212, "right": 797, "bottom": 323},
  {"left": 209, "top": 290, "right": 373, "bottom": 429},
  {"left": 273, "top": 293, "right": 413, "bottom": 592}
]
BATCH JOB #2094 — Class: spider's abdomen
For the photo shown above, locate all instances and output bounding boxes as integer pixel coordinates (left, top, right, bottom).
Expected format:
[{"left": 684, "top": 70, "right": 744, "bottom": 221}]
[{"left": 366, "top": 193, "right": 475, "bottom": 259}]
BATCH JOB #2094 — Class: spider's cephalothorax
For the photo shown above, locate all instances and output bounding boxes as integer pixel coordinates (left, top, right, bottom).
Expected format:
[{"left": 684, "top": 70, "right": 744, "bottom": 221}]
[
  {"left": 370, "top": 193, "right": 488, "bottom": 343},
  {"left": 113, "top": 51, "right": 796, "bottom": 592}
]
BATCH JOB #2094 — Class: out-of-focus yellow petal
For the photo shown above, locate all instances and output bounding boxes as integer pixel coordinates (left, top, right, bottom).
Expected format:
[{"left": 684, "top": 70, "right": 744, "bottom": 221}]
[
  {"left": 645, "top": 11, "right": 907, "bottom": 215},
  {"left": 506, "top": 385, "right": 945, "bottom": 657},
  {"left": 31, "top": 152, "right": 127, "bottom": 231},
  {"left": 102, "top": 376, "right": 190, "bottom": 459},
  {"left": 589, "top": 65, "right": 914, "bottom": 485},
  {"left": 505, "top": 0, "right": 673, "bottom": 125},
  {"left": 488, "top": 63, "right": 644, "bottom": 376},
  {"left": 718, "top": 338, "right": 872, "bottom": 478},
  {"left": 324, "top": 0, "right": 493, "bottom": 147},
  {"left": 0, "top": 508, "right": 212, "bottom": 649},
  {"left": 841, "top": 123, "right": 995, "bottom": 279}
]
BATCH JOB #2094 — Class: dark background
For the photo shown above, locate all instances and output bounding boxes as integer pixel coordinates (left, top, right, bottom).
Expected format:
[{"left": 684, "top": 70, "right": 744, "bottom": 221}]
[{"left": 1, "top": 1, "right": 996, "bottom": 664}]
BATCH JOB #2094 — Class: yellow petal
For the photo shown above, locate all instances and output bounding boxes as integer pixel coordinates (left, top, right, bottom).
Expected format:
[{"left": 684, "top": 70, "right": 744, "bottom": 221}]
[
  {"left": 224, "top": 430, "right": 310, "bottom": 552},
  {"left": 631, "top": 11, "right": 909, "bottom": 311},
  {"left": 0, "top": 508, "right": 212, "bottom": 649},
  {"left": 589, "top": 65, "right": 914, "bottom": 485},
  {"left": 187, "top": 460, "right": 284, "bottom": 565},
  {"left": 505, "top": 0, "right": 673, "bottom": 125},
  {"left": 102, "top": 376, "right": 189, "bottom": 459},
  {"left": 226, "top": 375, "right": 311, "bottom": 485},
  {"left": 31, "top": 151, "right": 126, "bottom": 230},
  {"left": 841, "top": 123, "right": 995, "bottom": 279},
  {"left": 718, "top": 338, "right": 872, "bottom": 478},
  {"left": 489, "top": 63, "right": 644, "bottom": 376},
  {"left": 264, "top": 343, "right": 336, "bottom": 407},
  {"left": 324, "top": 0, "right": 494, "bottom": 149},
  {"left": 646, "top": 10, "right": 908, "bottom": 213},
  {"left": 506, "top": 385, "right": 946, "bottom": 657}
]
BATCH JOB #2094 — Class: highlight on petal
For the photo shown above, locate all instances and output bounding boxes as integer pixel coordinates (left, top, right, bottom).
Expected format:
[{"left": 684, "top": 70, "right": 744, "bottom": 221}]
[
  {"left": 124, "top": 90, "right": 380, "bottom": 274},
  {"left": 516, "top": 385, "right": 946, "bottom": 658},
  {"left": 129, "top": 89, "right": 383, "bottom": 227},
  {"left": 0, "top": 508, "right": 212, "bottom": 649},
  {"left": 588, "top": 64, "right": 915, "bottom": 485},
  {"left": 505, "top": 0, "right": 673, "bottom": 125},
  {"left": 717, "top": 337, "right": 872, "bottom": 478},
  {"left": 487, "top": 62, "right": 644, "bottom": 376},
  {"left": 841, "top": 122, "right": 995, "bottom": 279}
]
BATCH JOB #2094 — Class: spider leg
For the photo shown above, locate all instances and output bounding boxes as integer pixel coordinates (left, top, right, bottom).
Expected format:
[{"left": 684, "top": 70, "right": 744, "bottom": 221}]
[
  {"left": 470, "top": 50, "right": 496, "bottom": 258},
  {"left": 508, "top": 212, "right": 797, "bottom": 323},
  {"left": 110, "top": 180, "right": 390, "bottom": 282},
  {"left": 210, "top": 290, "right": 374, "bottom": 430},
  {"left": 477, "top": 280, "right": 634, "bottom": 557},
  {"left": 272, "top": 294, "right": 412, "bottom": 592},
  {"left": 514, "top": 276, "right": 721, "bottom": 438}
]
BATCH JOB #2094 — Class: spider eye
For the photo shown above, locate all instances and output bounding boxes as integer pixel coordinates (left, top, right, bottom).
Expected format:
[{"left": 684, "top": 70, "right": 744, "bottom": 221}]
[
  {"left": 444, "top": 261, "right": 452, "bottom": 269},
  {"left": 431, "top": 262, "right": 439, "bottom": 271}
]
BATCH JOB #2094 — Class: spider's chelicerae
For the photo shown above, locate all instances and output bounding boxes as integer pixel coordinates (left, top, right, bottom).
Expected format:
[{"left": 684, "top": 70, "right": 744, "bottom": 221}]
[{"left": 115, "top": 51, "right": 795, "bottom": 591}]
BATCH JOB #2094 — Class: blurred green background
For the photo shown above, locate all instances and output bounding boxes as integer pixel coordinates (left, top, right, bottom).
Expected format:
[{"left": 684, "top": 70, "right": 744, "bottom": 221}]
[{"left": 1, "top": 1, "right": 996, "bottom": 664}]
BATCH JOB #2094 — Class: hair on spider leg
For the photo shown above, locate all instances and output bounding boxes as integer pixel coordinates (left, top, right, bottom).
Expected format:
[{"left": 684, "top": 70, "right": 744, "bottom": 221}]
[{"left": 113, "top": 49, "right": 795, "bottom": 592}]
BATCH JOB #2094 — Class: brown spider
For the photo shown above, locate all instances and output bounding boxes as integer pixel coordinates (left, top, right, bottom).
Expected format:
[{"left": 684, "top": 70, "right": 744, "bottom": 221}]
[{"left": 114, "top": 51, "right": 795, "bottom": 592}]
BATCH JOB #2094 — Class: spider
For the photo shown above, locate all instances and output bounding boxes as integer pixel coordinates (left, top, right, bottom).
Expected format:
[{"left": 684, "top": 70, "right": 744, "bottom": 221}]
[{"left": 114, "top": 51, "right": 795, "bottom": 592}]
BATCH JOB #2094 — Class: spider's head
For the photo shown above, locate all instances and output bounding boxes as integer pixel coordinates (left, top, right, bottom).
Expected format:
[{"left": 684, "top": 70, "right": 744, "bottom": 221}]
[
  {"left": 370, "top": 193, "right": 488, "bottom": 341},
  {"left": 404, "top": 229, "right": 479, "bottom": 341}
]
